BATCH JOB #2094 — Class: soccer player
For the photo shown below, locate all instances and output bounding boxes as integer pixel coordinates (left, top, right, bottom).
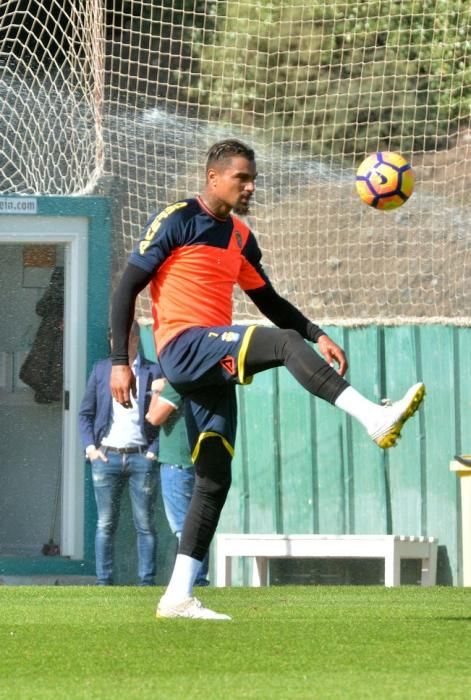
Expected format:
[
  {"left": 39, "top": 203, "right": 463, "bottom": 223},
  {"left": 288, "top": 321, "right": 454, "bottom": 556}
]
[{"left": 110, "top": 139, "right": 425, "bottom": 620}]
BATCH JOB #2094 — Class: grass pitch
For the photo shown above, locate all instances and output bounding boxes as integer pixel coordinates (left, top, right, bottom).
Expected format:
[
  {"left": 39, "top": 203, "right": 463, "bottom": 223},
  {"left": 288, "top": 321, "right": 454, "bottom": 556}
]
[{"left": 1, "top": 586, "right": 470, "bottom": 699}]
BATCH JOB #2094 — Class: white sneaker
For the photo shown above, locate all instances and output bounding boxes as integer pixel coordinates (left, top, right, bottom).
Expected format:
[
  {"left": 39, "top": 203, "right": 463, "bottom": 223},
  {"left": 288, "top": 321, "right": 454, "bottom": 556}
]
[
  {"left": 368, "top": 382, "right": 425, "bottom": 449},
  {"left": 156, "top": 596, "right": 231, "bottom": 620}
]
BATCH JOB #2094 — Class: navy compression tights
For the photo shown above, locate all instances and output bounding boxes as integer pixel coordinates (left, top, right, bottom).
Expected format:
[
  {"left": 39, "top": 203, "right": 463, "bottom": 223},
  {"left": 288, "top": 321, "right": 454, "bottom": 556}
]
[
  {"left": 245, "top": 326, "right": 349, "bottom": 404},
  {"left": 178, "top": 326, "right": 350, "bottom": 563}
]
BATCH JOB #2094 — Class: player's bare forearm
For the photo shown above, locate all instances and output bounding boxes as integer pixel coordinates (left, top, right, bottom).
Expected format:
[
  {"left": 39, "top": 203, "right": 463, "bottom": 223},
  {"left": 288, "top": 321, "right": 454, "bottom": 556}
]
[
  {"left": 146, "top": 378, "right": 176, "bottom": 425},
  {"left": 317, "top": 334, "right": 348, "bottom": 376},
  {"left": 110, "top": 364, "right": 136, "bottom": 407}
]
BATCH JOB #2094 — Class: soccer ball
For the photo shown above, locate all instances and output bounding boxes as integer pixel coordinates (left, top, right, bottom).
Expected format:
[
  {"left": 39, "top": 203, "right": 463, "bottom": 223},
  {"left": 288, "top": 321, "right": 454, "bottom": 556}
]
[{"left": 355, "top": 151, "right": 415, "bottom": 210}]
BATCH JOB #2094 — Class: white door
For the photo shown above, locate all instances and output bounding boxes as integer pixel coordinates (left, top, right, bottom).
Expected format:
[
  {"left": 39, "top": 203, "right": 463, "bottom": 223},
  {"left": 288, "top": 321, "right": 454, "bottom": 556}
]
[{"left": 0, "top": 216, "right": 88, "bottom": 559}]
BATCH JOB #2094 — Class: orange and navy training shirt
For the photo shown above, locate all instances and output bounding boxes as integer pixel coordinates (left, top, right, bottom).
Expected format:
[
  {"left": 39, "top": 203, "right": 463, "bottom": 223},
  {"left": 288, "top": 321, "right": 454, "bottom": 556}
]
[{"left": 129, "top": 196, "right": 269, "bottom": 352}]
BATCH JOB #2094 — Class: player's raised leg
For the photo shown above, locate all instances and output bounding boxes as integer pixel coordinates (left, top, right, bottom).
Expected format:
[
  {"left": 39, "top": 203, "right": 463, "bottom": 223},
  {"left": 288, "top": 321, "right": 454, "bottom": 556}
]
[
  {"left": 244, "top": 326, "right": 425, "bottom": 448},
  {"left": 335, "top": 382, "right": 425, "bottom": 448}
]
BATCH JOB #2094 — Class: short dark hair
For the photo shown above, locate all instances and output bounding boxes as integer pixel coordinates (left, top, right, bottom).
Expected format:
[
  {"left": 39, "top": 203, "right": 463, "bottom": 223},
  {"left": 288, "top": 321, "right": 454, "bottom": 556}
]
[{"left": 206, "top": 139, "right": 255, "bottom": 171}]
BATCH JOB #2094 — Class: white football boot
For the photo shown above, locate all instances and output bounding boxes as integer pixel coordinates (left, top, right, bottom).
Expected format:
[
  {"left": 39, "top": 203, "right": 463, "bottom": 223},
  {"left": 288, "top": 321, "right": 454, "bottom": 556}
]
[
  {"left": 368, "top": 382, "right": 425, "bottom": 449},
  {"left": 156, "top": 596, "right": 231, "bottom": 620}
]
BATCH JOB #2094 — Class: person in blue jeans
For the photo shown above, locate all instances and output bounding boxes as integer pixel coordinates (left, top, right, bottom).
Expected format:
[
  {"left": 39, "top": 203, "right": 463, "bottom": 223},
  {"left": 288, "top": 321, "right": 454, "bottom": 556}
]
[
  {"left": 79, "top": 321, "right": 160, "bottom": 586},
  {"left": 146, "top": 377, "right": 209, "bottom": 586}
]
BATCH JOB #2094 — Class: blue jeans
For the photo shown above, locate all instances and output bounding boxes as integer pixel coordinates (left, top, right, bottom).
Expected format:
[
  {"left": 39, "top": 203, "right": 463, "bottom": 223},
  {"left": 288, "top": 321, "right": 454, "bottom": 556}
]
[
  {"left": 91, "top": 451, "right": 157, "bottom": 585},
  {"left": 160, "top": 464, "right": 210, "bottom": 586}
]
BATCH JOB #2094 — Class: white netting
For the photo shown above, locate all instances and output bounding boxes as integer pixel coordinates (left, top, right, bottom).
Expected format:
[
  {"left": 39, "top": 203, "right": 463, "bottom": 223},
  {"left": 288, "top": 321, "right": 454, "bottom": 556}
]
[
  {"left": 0, "top": 0, "right": 470, "bottom": 324},
  {"left": 0, "top": 0, "right": 104, "bottom": 194}
]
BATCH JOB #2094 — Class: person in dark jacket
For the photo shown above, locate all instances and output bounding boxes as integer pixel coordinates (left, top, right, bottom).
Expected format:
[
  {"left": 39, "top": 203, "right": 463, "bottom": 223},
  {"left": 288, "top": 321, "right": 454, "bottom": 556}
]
[{"left": 79, "top": 321, "right": 160, "bottom": 585}]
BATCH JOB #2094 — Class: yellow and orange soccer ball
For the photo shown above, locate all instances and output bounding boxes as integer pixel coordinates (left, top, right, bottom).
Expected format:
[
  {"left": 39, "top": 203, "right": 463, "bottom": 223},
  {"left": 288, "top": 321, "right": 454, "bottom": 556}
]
[{"left": 355, "top": 151, "right": 415, "bottom": 210}]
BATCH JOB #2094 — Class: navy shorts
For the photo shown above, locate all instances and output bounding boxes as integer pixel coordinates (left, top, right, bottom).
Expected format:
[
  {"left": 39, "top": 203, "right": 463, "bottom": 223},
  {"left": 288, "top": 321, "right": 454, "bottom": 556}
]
[{"left": 158, "top": 325, "right": 257, "bottom": 460}]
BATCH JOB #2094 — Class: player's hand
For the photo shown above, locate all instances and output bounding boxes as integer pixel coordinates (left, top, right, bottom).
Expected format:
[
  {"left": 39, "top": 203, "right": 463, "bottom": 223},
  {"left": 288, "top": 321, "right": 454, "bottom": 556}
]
[
  {"left": 317, "top": 334, "right": 348, "bottom": 377},
  {"left": 110, "top": 364, "right": 136, "bottom": 407}
]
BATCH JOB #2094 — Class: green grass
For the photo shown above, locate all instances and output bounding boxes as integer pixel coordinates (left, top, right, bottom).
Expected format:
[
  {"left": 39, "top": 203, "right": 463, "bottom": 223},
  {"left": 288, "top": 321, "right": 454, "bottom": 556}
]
[{"left": 1, "top": 586, "right": 470, "bottom": 699}]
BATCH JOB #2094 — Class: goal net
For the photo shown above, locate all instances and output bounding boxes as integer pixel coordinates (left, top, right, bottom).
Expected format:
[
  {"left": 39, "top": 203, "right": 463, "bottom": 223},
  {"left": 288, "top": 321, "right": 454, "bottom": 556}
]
[{"left": 1, "top": 0, "right": 470, "bottom": 325}]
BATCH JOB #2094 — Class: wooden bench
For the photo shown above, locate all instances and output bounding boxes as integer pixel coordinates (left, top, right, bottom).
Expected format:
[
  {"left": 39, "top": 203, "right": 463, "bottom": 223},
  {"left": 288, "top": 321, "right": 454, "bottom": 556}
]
[{"left": 215, "top": 534, "right": 438, "bottom": 587}]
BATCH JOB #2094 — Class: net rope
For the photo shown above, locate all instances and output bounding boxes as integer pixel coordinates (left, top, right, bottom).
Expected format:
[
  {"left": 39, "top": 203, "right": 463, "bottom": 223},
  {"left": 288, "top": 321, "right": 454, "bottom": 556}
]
[{"left": 0, "top": 0, "right": 470, "bottom": 324}]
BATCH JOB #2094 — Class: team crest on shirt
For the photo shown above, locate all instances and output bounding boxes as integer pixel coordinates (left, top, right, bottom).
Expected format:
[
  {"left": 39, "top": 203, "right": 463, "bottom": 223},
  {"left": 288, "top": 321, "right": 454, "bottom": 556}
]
[
  {"left": 220, "top": 355, "right": 237, "bottom": 376},
  {"left": 234, "top": 231, "right": 243, "bottom": 249},
  {"left": 221, "top": 331, "right": 240, "bottom": 342}
]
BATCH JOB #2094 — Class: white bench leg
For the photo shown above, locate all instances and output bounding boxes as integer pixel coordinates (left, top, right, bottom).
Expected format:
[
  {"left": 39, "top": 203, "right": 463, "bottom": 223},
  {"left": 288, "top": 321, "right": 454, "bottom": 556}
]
[
  {"left": 384, "top": 542, "right": 401, "bottom": 587},
  {"left": 252, "top": 557, "right": 269, "bottom": 586},
  {"left": 216, "top": 550, "right": 232, "bottom": 587}
]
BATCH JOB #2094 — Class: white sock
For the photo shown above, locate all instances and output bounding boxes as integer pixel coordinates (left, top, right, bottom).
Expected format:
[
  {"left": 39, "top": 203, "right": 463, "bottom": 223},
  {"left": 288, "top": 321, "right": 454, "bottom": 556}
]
[
  {"left": 161, "top": 554, "right": 202, "bottom": 603},
  {"left": 334, "top": 386, "right": 382, "bottom": 432}
]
